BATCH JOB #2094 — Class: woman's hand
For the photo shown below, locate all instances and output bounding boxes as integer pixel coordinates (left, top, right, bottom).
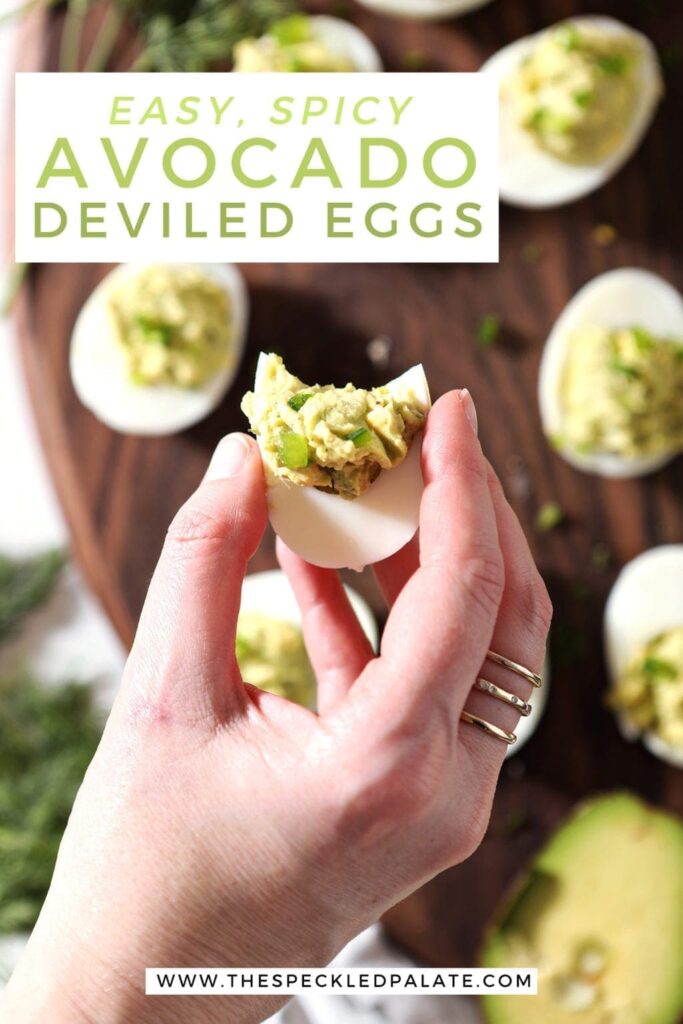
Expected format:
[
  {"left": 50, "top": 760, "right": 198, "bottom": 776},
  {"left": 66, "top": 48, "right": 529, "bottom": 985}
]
[{"left": 2, "top": 390, "right": 551, "bottom": 1024}]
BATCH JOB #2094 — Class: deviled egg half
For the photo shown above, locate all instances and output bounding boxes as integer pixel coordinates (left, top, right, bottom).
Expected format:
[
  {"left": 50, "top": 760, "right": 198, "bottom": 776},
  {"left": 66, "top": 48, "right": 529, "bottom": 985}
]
[
  {"left": 605, "top": 546, "right": 683, "bottom": 769},
  {"left": 539, "top": 269, "right": 683, "bottom": 478},
  {"left": 356, "top": 0, "right": 493, "bottom": 20},
  {"left": 70, "top": 263, "right": 248, "bottom": 436},
  {"left": 481, "top": 17, "right": 663, "bottom": 208},
  {"left": 242, "top": 353, "right": 431, "bottom": 571},
  {"left": 233, "top": 14, "right": 383, "bottom": 73},
  {"left": 238, "top": 569, "right": 378, "bottom": 707},
  {"left": 506, "top": 659, "right": 550, "bottom": 759}
]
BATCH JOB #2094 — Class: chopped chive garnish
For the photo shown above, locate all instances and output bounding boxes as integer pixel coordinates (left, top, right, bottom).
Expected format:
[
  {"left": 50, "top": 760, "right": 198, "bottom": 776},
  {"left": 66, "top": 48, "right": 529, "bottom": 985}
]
[
  {"left": 346, "top": 427, "right": 374, "bottom": 447},
  {"left": 278, "top": 432, "right": 309, "bottom": 469},
  {"left": 287, "top": 393, "right": 313, "bottom": 412},
  {"left": 477, "top": 313, "right": 501, "bottom": 348}
]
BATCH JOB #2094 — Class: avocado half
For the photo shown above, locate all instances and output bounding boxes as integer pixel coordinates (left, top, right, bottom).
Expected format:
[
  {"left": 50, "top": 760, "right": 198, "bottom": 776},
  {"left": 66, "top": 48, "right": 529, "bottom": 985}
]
[{"left": 481, "top": 793, "right": 683, "bottom": 1024}]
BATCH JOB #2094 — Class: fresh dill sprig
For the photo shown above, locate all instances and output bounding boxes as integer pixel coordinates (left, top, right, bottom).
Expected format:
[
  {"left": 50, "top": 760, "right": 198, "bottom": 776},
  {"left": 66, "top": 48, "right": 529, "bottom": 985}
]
[{"left": 0, "top": 550, "right": 66, "bottom": 641}]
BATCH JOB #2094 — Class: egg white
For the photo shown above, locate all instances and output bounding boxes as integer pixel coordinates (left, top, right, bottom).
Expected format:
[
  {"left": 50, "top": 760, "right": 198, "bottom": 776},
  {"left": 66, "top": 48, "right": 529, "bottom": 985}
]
[
  {"left": 505, "top": 658, "right": 550, "bottom": 759},
  {"left": 480, "top": 16, "right": 663, "bottom": 209},
  {"left": 251, "top": 355, "right": 432, "bottom": 571},
  {"left": 539, "top": 269, "right": 683, "bottom": 478},
  {"left": 310, "top": 15, "right": 383, "bottom": 71},
  {"left": 240, "top": 569, "right": 379, "bottom": 653},
  {"left": 604, "top": 545, "right": 683, "bottom": 769},
  {"left": 70, "top": 263, "right": 249, "bottom": 437},
  {"left": 356, "top": 0, "right": 493, "bottom": 19}
]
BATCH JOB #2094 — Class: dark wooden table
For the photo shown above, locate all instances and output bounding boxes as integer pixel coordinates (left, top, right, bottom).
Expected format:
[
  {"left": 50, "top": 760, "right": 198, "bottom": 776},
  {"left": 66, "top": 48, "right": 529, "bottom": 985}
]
[{"left": 14, "top": 0, "right": 683, "bottom": 970}]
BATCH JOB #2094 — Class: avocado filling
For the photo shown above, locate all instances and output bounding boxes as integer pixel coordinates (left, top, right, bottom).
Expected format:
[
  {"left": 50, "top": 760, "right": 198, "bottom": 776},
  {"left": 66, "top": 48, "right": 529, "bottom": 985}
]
[
  {"left": 610, "top": 627, "right": 683, "bottom": 750},
  {"left": 558, "top": 325, "right": 683, "bottom": 459},
  {"left": 236, "top": 612, "right": 315, "bottom": 707},
  {"left": 241, "top": 353, "right": 426, "bottom": 500},
  {"left": 108, "top": 265, "right": 234, "bottom": 389},
  {"left": 507, "top": 22, "right": 645, "bottom": 164},
  {"left": 233, "top": 15, "right": 354, "bottom": 72}
]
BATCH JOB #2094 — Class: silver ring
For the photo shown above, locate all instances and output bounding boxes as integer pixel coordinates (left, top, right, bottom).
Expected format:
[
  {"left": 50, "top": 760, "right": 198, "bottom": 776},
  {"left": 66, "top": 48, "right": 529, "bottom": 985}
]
[
  {"left": 460, "top": 710, "right": 517, "bottom": 746},
  {"left": 487, "top": 650, "right": 542, "bottom": 689},
  {"left": 475, "top": 677, "right": 532, "bottom": 717}
]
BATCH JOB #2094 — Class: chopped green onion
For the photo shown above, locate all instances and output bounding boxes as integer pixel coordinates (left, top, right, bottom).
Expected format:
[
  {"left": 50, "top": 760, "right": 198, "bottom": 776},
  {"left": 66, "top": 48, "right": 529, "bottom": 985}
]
[
  {"left": 287, "top": 393, "right": 313, "bottom": 412},
  {"left": 591, "top": 543, "right": 612, "bottom": 572},
  {"left": 477, "top": 313, "right": 501, "bottom": 348},
  {"left": 346, "top": 427, "right": 374, "bottom": 447},
  {"left": 609, "top": 359, "right": 640, "bottom": 380},
  {"left": 402, "top": 50, "right": 426, "bottom": 70},
  {"left": 535, "top": 502, "right": 565, "bottom": 533},
  {"left": 597, "top": 54, "right": 629, "bottom": 75},
  {"left": 522, "top": 242, "right": 542, "bottom": 265},
  {"left": 631, "top": 327, "right": 654, "bottom": 352},
  {"left": 554, "top": 24, "right": 581, "bottom": 51},
  {"left": 134, "top": 316, "right": 173, "bottom": 348},
  {"left": 642, "top": 657, "right": 678, "bottom": 681},
  {"left": 573, "top": 89, "right": 594, "bottom": 109},
  {"left": 278, "top": 432, "right": 309, "bottom": 469},
  {"left": 269, "top": 14, "right": 311, "bottom": 46}
]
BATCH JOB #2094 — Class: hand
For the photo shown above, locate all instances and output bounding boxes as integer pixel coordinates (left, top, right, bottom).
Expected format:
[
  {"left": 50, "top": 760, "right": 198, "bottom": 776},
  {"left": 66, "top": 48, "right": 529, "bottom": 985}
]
[{"left": 2, "top": 390, "right": 551, "bottom": 1024}]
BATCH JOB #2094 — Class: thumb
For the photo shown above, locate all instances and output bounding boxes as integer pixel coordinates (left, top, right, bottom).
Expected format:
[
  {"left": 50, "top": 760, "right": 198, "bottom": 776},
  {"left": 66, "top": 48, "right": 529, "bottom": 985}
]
[{"left": 121, "top": 433, "right": 267, "bottom": 726}]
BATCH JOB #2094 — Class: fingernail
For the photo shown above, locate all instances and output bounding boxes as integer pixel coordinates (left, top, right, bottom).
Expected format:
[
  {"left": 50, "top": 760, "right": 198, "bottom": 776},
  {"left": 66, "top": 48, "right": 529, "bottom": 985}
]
[
  {"left": 205, "top": 434, "right": 251, "bottom": 481},
  {"left": 460, "top": 389, "right": 478, "bottom": 436}
]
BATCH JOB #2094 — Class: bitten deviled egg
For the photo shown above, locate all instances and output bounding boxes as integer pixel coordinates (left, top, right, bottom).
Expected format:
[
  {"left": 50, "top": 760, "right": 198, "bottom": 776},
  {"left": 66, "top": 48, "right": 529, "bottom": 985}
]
[
  {"left": 241, "top": 353, "right": 431, "bottom": 571},
  {"left": 238, "top": 569, "right": 378, "bottom": 707},
  {"left": 356, "top": 0, "right": 493, "bottom": 20},
  {"left": 539, "top": 269, "right": 683, "bottom": 478},
  {"left": 233, "top": 14, "right": 383, "bottom": 72},
  {"left": 605, "top": 546, "right": 683, "bottom": 769},
  {"left": 480, "top": 17, "right": 663, "bottom": 208},
  {"left": 70, "top": 263, "right": 248, "bottom": 436}
]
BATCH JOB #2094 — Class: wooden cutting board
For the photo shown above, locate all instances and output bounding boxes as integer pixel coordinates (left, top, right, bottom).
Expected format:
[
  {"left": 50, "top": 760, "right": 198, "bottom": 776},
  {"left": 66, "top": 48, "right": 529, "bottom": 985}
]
[{"left": 13, "top": 0, "right": 683, "bottom": 969}]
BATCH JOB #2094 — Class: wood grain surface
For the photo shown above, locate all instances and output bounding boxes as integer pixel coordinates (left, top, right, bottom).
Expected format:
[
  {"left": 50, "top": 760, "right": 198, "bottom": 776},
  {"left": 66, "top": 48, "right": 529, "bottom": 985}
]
[{"left": 14, "top": 0, "right": 683, "bottom": 971}]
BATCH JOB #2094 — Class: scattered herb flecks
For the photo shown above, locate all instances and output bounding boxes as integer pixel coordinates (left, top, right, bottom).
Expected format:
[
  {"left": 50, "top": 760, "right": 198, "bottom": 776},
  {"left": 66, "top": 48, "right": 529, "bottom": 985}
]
[
  {"left": 401, "top": 50, "right": 426, "bottom": 71},
  {"left": 0, "top": 550, "right": 65, "bottom": 642},
  {"left": 535, "top": 502, "right": 565, "bottom": 533},
  {"left": 0, "top": 673, "right": 102, "bottom": 934},
  {"left": 477, "top": 313, "right": 501, "bottom": 348},
  {"left": 591, "top": 543, "right": 612, "bottom": 573}
]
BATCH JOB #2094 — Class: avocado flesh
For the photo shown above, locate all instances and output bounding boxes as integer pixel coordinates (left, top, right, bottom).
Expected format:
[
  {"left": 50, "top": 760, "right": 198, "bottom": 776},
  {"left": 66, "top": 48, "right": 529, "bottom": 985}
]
[{"left": 481, "top": 794, "right": 683, "bottom": 1024}]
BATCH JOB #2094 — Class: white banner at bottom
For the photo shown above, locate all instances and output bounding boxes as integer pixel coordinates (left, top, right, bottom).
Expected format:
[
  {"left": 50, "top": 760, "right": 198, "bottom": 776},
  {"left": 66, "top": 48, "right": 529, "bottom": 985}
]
[{"left": 145, "top": 967, "right": 537, "bottom": 996}]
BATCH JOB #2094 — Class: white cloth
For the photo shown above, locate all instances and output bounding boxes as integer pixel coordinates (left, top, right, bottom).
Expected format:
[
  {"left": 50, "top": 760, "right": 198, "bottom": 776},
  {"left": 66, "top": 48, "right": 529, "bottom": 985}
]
[{"left": 267, "top": 926, "right": 479, "bottom": 1024}]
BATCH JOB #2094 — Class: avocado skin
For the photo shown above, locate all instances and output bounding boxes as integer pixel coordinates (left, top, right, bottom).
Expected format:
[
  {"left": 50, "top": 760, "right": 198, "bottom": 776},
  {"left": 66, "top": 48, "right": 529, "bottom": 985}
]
[{"left": 480, "top": 792, "right": 683, "bottom": 1024}]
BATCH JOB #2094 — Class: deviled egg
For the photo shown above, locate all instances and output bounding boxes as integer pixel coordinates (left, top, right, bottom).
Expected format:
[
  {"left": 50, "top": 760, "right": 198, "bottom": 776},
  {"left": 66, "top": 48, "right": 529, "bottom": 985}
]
[
  {"left": 481, "top": 17, "right": 663, "bottom": 208},
  {"left": 506, "top": 659, "right": 550, "bottom": 759},
  {"left": 70, "top": 263, "right": 248, "bottom": 436},
  {"left": 356, "top": 0, "right": 493, "bottom": 19},
  {"left": 605, "top": 546, "right": 683, "bottom": 769},
  {"left": 241, "top": 353, "right": 431, "bottom": 571},
  {"left": 238, "top": 569, "right": 379, "bottom": 706},
  {"left": 233, "top": 14, "right": 383, "bottom": 73},
  {"left": 539, "top": 269, "right": 683, "bottom": 478}
]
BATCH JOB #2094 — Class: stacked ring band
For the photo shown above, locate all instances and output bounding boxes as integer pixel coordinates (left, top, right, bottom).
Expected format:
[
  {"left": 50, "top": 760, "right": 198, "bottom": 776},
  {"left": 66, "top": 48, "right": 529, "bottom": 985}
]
[
  {"left": 460, "top": 649, "right": 543, "bottom": 745},
  {"left": 475, "top": 677, "right": 532, "bottom": 717}
]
